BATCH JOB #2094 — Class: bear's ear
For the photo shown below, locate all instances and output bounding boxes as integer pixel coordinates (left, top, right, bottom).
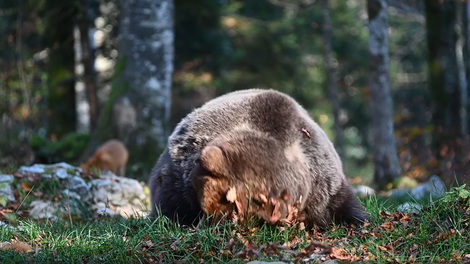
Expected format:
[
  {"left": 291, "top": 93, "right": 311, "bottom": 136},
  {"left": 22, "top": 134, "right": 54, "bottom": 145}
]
[{"left": 201, "top": 146, "right": 227, "bottom": 175}]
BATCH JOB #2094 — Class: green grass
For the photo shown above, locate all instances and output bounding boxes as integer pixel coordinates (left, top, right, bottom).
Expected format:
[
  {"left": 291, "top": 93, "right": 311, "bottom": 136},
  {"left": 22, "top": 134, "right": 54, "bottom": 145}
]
[{"left": 1, "top": 186, "right": 470, "bottom": 264}]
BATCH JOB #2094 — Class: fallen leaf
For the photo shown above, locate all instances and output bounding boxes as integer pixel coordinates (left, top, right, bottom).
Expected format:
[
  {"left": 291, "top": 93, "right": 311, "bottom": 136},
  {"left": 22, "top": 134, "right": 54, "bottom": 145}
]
[
  {"left": 380, "top": 222, "right": 395, "bottom": 231},
  {"left": 0, "top": 241, "right": 34, "bottom": 253},
  {"left": 331, "top": 246, "right": 351, "bottom": 261},
  {"left": 20, "top": 182, "right": 32, "bottom": 192}
]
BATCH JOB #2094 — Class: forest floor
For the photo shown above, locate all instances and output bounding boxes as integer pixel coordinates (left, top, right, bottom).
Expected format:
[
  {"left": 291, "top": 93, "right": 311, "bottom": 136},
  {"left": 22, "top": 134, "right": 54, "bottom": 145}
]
[{"left": 1, "top": 185, "right": 470, "bottom": 264}]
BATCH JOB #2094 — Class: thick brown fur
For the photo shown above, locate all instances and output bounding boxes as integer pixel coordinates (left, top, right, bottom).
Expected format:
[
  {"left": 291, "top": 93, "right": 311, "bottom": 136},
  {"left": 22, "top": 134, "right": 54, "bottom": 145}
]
[
  {"left": 148, "top": 89, "right": 369, "bottom": 228},
  {"left": 80, "top": 139, "right": 129, "bottom": 176}
]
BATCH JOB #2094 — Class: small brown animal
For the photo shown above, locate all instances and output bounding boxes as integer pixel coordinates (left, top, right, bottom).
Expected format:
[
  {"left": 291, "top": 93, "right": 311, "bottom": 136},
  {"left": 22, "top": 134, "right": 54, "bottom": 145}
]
[
  {"left": 80, "top": 139, "right": 129, "bottom": 176},
  {"left": 149, "top": 89, "right": 369, "bottom": 228}
]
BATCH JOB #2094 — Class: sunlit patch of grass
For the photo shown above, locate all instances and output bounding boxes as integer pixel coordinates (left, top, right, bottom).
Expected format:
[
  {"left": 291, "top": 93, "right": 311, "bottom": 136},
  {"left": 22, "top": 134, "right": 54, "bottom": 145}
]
[{"left": 1, "top": 185, "right": 469, "bottom": 263}]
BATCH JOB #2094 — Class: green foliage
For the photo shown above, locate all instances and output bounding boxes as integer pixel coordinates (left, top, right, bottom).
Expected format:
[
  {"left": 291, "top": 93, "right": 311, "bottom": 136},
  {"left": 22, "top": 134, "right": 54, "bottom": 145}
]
[
  {"left": 29, "top": 132, "right": 90, "bottom": 164},
  {"left": 444, "top": 184, "right": 470, "bottom": 206}
]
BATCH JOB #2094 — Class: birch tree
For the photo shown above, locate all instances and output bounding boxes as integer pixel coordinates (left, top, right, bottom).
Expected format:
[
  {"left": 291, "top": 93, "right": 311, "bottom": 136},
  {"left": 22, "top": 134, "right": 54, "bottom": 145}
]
[
  {"left": 109, "top": 0, "right": 174, "bottom": 171},
  {"left": 367, "top": 0, "right": 401, "bottom": 189}
]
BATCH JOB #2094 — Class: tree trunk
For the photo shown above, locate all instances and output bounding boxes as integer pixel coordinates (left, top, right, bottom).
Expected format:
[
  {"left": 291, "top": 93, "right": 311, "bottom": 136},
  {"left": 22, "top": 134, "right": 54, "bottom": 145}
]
[
  {"left": 463, "top": 0, "right": 470, "bottom": 134},
  {"left": 424, "top": 0, "right": 461, "bottom": 155},
  {"left": 78, "top": 4, "right": 99, "bottom": 133},
  {"left": 367, "top": 0, "right": 401, "bottom": 189},
  {"left": 455, "top": 0, "right": 468, "bottom": 138},
  {"left": 113, "top": 0, "right": 174, "bottom": 176},
  {"left": 43, "top": 1, "right": 78, "bottom": 138},
  {"left": 322, "top": 0, "right": 344, "bottom": 161}
]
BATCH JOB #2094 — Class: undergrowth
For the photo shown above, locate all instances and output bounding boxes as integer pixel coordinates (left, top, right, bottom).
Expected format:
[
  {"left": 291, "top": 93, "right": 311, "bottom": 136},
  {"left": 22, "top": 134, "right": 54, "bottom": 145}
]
[{"left": 0, "top": 185, "right": 469, "bottom": 263}]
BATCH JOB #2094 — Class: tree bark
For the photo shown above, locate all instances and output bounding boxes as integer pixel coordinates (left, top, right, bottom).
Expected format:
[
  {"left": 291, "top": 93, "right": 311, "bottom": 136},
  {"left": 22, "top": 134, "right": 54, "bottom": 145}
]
[
  {"left": 78, "top": 5, "right": 99, "bottom": 133},
  {"left": 463, "top": 0, "right": 470, "bottom": 134},
  {"left": 424, "top": 0, "right": 460, "bottom": 154},
  {"left": 367, "top": 0, "right": 401, "bottom": 189},
  {"left": 114, "top": 0, "right": 174, "bottom": 174},
  {"left": 43, "top": 1, "right": 78, "bottom": 138},
  {"left": 322, "top": 0, "right": 344, "bottom": 162},
  {"left": 455, "top": 0, "right": 468, "bottom": 138}
]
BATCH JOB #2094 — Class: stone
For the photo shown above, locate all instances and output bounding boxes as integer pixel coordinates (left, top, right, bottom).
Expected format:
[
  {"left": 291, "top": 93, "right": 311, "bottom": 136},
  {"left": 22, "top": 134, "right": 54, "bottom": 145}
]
[
  {"left": 3, "top": 163, "right": 151, "bottom": 221},
  {"left": 90, "top": 173, "right": 147, "bottom": 218},
  {"left": 353, "top": 185, "right": 376, "bottom": 198},
  {"left": 28, "top": 200, "right": 58, "bottom": 221},
  {"left": 68, "top": 176, "right": 90, "bottom": 200},
  {"left": 54, "top": 168, "right": 70, "bottom": 180},
  {"left": 62, "top": 190, "right": 82, "bottom": 200},
  {"left": 18, "top": 164, "right": 45, "bottom": 174},
  {"left": 411, "top": 175, "right": 446, "bottom": 201},
  {"left": 0, "top": 175, "right": 15, "bottom": 202},
  {"left": 388, "top": 188, "right": 412, "bottom": 202},
  {"left": 0, "top": 175, "right": 14, "bottom": 183},
  {"left": 397, "top": 202, "right": 422, "bottom": 214},
  {"left": 97, "top": 208, "right": 116, "bottom": 217}
]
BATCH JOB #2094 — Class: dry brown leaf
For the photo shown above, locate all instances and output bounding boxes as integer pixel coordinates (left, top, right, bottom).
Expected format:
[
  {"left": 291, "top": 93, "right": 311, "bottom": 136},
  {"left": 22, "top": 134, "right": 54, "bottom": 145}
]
[
  {"left": 380, "top": 222, "right": 395, "bottom": 231},
  {"left": 331, "top": 246, "right": 351, "bottom": 261},
  {"left": 378, "top": 245, "right": 388, "bottom": 251},
  {"left": 20, "top": 182, "right": 32, "bottom": 192},
  {"left": 0, "top": 241, "right": 34, "bottom": 253}
]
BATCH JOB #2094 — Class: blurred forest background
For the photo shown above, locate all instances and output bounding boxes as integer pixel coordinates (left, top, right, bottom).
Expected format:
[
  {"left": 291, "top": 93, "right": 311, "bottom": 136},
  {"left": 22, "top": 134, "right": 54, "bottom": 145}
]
[{"left": 1, "top": 0, "right": 469, "bottom": 190}]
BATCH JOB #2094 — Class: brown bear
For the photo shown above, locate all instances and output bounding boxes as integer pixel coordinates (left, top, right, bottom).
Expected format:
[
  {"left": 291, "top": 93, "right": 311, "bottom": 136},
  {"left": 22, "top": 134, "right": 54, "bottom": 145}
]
[{"left": 148, "top": 89, "right": 368, "bottom": 228}]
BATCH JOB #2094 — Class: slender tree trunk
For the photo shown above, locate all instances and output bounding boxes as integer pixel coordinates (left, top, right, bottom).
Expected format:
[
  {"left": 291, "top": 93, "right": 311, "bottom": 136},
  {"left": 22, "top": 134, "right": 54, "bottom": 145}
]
[
  {"left": 367, "top": 0, "right": 401, "bottom": 189},
  {"left": 322, "top": 0, "right": 344, "bottom": 161},
  {"left": 424, "top": 0, "right": 460, "bottom": 155},
  {"left": 112, "top": 0, "right": 174, "bottom": 176},
  {"left": 44, "top": 1, "right": 78, "bottom": 138},
  {"left": 456, "top": 0, "right": 468, "bottom": 139},
  {"left": 78, "top": 6, "right": 99, "bottom": 133},
  {"left": 463, "top": 0, "right": 470, "bottom": 134}
]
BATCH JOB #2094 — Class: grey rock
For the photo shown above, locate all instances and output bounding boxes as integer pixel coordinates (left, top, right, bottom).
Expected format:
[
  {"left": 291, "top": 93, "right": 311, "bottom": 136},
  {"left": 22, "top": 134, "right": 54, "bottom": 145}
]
[
  {"left": 353, "top": 185, "right": 376, "bottom": 198},
  {"left": 0, "top": 221, "right": 20, "bottom": 231},
  {"left": 62, "top": 190, "right": 82, "bottom": 200},
  {"left": 97, "top": 208, "right": 116, "bottom": 217},
  {"left": 54, "top": 168, "right": 70, "bottom": 179},
  {"left": 68, "top": 176, "right": 90, "bottom": 200},
  {"left": 0, "top": 175, "right": 14, "bottom": 183},
  {"left": 0, "top": 175, "right": 15, "bottom": 202},
  {"left": 92, "top": 202, "right": 107, "bottom": 210},
  {"left": 8, "top": 163, "right": 150, "bottom": 221},
  {"left": 397, "top": 202, "right": 422, "bottom": 213},
  {"left": 50, "top": 162, "right": 77, "bottom": 169},
  {"left": 19, "top": 164, "right": 45, "bottom": 174},
  {"left": 90, "top": 174, "right": 147, "bottom": 218},
  {"left": 29, "top": 200, "right": 58, "bottom": 221},
  {"left": 90, "top": 179, "right": 112, "bottom": 189},
  {"left": 411, "top": 175, "right": 446, "bottom": 201},
  {"left": 388, "top": 188, "right": 412, "bottom": 201}
]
